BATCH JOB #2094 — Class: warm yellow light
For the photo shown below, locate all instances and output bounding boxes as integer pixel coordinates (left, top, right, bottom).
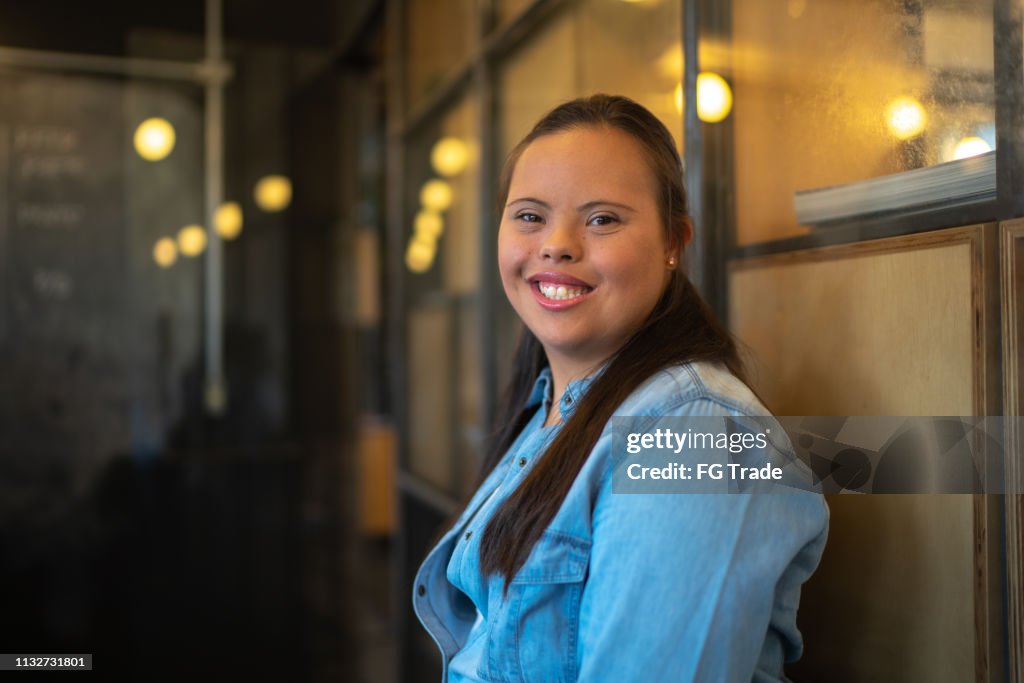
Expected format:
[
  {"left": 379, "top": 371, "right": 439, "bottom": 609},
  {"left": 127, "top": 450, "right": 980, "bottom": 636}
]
[
  {"left": 953, "top": 136, "right": 992, "bottom": 160},
  {"left": 886, "top": 96, "right": 927, "bottom": 140},
  {"left": 697, "top": 72, "right": 733, "bottom": 123},
  {"left": 215, "top": 201, "right": 244, "bottom": 240},
  {"left": 405, "top": 237, "right": 435, "bottom": 273},
  {"left": 430, "top": 137, "right": 470, "bottom": 177},
  {"left": 153, "top": 237, "right": 178, "bottom": 268},
  {"left": 420, "top": 179, "right": 453, "bottom": 212},
  {"left": 254, "top": 175, "right": 292, "bottom": 212},
  {"left": 787, "top": 0, "right": 807, "bottom": 19},
  {"left": 674, "top": 82, "right": 684, "bottom": 115},
  {"left": 134, "top": 117, "right": 176, "bottom": 161},
  {"left": 414, "top": 210, "right": 444, "bottom": 240},
  {"left": 177, "top": 224, "right": 208, "bottom": 257}
]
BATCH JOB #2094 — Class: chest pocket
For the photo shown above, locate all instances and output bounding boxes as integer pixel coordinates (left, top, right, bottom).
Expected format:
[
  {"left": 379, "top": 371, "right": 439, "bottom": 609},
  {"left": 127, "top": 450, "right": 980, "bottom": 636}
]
[{"left": 481, "top": 530, "right": 591, "bottom": 683}]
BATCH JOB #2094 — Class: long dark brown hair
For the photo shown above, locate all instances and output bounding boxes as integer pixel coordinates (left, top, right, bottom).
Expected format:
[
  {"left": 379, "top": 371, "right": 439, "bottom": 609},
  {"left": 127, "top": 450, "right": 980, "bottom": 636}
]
[{"left": 437, "top": 94, "right": 747, "bottom": 594}]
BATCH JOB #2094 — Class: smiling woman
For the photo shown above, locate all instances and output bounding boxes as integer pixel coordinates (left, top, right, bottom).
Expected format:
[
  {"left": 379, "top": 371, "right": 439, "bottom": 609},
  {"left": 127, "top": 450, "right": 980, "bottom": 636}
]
[
  {"left": 412, "top": 95, "right": 829, "bottom": 682},
  {"left": 498, "top": 125, "right": 681, "bottom": 411}
]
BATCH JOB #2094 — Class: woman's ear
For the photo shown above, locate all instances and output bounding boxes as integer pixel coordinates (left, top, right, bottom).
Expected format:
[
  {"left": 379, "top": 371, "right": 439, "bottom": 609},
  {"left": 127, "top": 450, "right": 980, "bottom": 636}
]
[
  {"left": 680, "top": 217, "right": 694, "bottom": 248},
  {"left": 665, "top": 218, "right": 693, "bottom": 264}
]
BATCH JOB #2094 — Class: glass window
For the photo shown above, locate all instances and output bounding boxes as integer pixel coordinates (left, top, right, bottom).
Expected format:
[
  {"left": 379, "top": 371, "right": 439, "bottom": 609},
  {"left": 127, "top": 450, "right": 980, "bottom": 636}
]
[
  {"left": 403, "top": 93, "right": 482, "bottom": 495},
  {"left": 498, "top": 0, "right": 683, "bottom": 159},
  {"left": 406, "top": 0, "right": 478, "bottom": 112},
  {"left": 725, "top": 0, "right": 995, "bottom": 244},
  {"left": 496, "top": 0, "right": 537, "bottom": 27}
]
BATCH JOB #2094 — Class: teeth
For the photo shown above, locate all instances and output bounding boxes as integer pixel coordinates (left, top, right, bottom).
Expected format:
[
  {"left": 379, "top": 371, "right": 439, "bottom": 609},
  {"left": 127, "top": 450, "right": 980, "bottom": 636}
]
[{"left": 538, "top": 283, "right": 587, "bottom": 301}]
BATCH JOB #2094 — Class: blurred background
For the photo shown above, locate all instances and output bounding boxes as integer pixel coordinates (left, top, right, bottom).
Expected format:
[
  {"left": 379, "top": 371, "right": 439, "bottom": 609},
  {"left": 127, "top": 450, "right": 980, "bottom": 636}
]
[{"left": 0, "top": 0, "right": 1022, "bottom": 681}]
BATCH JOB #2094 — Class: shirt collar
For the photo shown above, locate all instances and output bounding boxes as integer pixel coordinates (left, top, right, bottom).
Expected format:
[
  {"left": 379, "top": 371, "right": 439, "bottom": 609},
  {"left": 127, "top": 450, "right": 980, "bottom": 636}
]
[
  {"left": 526, "top": 367, "right": 554, "bottom": 410},
  {"left": 524, "top": 359, "right": 613, "bottom": 419}
]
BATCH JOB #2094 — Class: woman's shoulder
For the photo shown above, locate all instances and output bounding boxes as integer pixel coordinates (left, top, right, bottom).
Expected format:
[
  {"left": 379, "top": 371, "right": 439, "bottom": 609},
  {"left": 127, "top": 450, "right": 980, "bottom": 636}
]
[{"left": 612, "top": 360, "right": 768, "bottom": 418}]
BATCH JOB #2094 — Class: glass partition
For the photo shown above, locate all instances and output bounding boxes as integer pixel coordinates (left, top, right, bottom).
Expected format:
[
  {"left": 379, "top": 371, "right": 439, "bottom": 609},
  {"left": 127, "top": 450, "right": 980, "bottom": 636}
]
[
  {"left": 404, "top": 93, "right": 482, "bottom": 497},
  {"left": 725, "top": 0, "right": 995, "bottom": 244},
  {"left": 405, "top": 0, "right": 478, "bottom": 112}
]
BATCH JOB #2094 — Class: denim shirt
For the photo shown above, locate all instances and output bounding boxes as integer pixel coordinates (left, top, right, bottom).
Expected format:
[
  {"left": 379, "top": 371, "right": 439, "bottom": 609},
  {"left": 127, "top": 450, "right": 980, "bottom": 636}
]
[{"left": 412, "top": 361, "right": 830, "bottom": 683}]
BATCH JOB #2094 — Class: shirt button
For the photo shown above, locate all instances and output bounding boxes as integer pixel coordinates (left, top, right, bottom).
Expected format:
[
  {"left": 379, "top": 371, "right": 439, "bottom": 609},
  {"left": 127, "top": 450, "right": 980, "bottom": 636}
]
[
  {"left": 518, "top": 457, "right": 527, "bottom": 467},
  {"left": 417, "top": 585, "right": 426, "bottom": 597},
  {"left": 465, "top": 531, "right": 472, "bottom": 539},
  {"left": 563, "top": 394, "right": 572, "bottom": 404}
]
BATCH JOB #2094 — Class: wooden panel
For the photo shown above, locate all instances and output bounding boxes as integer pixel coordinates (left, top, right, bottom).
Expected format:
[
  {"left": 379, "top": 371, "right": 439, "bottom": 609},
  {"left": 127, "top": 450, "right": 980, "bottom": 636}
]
[
  {"left": 728, "top": 225, "right": 999, "bottom": 682},
  {"left": 1003, "top": 219, "right": 1024, "bottom": 683}
]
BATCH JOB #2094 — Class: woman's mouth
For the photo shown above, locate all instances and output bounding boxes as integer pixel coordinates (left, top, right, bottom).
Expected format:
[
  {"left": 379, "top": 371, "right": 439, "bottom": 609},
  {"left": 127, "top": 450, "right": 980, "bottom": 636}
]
[
  {"left": 537, "top": 282, "right": 588, "bottom": 300},
  {"left": 529, "top": 276, "right": 594, "bottom": 309}
]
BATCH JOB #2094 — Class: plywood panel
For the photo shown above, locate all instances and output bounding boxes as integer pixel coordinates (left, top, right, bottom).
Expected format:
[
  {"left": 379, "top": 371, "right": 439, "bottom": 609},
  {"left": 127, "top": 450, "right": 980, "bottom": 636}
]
[
  {"left": 729, "top": 228, "right": 985, "bottom": 682},
  {"left": 1002, "top": 219, "right": 1024, "bottom": 683}
]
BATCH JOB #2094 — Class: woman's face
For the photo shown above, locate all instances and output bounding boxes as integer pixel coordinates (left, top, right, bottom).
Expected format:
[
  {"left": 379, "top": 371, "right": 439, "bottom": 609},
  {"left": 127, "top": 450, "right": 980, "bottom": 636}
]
[{"left": 498, "top": 125, "right": 676, "bottom": 375}]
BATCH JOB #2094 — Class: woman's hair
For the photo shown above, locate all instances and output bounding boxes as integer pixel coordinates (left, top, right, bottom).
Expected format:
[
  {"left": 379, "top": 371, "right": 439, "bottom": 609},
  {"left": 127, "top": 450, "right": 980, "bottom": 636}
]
[{"left": 438, "top": 94, "right": 746, "bottom": 594}]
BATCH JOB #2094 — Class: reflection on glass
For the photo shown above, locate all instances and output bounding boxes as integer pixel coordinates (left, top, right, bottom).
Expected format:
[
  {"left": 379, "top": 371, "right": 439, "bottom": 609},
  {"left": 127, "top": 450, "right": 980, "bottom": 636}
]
[
  {"left": 729, "top": 0, "right": 995, "bottom": 244},
  {"left": 953, "top": 136, "right": 991, "bottom": 160},
  {"left": 885, "top": 96, "right": 927, "bottom": 140}
]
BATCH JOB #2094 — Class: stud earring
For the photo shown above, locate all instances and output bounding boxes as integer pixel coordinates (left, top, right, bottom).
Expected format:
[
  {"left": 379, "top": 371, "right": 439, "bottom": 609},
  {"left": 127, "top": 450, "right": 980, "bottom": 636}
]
[{"left": 667, "top": 255, "right": 677, "bottom": 269}]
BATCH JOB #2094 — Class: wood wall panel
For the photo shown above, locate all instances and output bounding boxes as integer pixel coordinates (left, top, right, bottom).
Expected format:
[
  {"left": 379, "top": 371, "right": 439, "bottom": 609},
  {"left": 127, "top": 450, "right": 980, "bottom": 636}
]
[
  {"left": 1003, "top": 219, "right": 1024, "bottom": 683},
  {"left": 728, "top": 225, "right": 999, "bottom": 682}
]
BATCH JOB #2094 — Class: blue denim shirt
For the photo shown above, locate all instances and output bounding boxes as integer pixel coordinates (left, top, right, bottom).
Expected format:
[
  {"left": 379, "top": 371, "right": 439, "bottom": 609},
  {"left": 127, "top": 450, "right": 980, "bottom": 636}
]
[{"left": 412, "top": 361, "right": 829, "bottom": 682}]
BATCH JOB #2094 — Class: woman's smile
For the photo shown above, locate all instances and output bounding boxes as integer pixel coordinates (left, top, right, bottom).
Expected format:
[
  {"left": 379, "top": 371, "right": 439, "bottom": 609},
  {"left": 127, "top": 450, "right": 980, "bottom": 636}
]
[{"left": 528, "top": 271, "right": 595, "bottom": 309}]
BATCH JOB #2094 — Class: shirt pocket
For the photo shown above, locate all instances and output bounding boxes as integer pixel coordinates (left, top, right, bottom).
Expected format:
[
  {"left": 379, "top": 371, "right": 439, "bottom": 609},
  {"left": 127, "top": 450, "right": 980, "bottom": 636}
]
[{"left": 481, "top": 530, "right": 591, "bottom": 683}]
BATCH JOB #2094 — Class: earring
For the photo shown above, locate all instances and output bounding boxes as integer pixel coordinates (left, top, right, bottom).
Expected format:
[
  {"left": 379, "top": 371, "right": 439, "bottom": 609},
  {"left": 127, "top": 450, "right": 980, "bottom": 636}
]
[{"left": 667, "top": 255, "right": 677, "bottom": 269}]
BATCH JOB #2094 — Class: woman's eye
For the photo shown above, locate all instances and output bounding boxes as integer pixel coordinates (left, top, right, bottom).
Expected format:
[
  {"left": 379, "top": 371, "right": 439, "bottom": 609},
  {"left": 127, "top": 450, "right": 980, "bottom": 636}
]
[
  {"left": 588, "top": 214, "right": 620, "bottom": 228},
  {"left": 515, "top": 212, "right": 543, "bottom": 223}
]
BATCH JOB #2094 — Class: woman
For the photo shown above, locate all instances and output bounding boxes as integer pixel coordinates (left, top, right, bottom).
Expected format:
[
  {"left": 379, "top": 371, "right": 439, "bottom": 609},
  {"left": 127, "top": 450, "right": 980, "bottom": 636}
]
[{"left": 413, "top": 94, "right": 828, "bottom": 682}]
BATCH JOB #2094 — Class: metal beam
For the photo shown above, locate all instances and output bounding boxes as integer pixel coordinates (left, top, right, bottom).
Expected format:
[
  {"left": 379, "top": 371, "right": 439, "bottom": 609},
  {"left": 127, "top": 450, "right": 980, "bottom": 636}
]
[
  {"left": 0, "top": 45, "right": 231, "bottom": 84},
  {"left": 203, "top": 0, "right": 229, "bottom": 415}
]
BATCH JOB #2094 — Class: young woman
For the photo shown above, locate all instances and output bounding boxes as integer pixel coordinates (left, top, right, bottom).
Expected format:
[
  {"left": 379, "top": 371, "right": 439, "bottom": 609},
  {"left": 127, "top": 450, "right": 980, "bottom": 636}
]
[{"left": 413, "top": 94, "right": 828, "bottom": 682}]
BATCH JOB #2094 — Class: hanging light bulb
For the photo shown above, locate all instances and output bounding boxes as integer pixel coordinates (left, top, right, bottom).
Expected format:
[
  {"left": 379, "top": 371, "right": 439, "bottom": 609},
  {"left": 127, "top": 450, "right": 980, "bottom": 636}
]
[
  {"left": 430, "top": 137, "right": 470, "bottom": 177},
  {"left": 672, "top": 75, "right": 734, "bottom": 123},
  {"left": 405, "top": 236, "right": 435, "bottom": 273},
  {"left": 177, "top": 224, "right": 208, "bottom": 257},
  {"left": 420, "top": 179, "right": 454, "bottom": 212},
  {"left": 134, "top": 117, "right": 176, "bottom": 161},
  {"left": 254, "top": 175, "right": 292, "bottom": 212},
  {"left": 153, "top": 237, "right": 178, "bottom": 268},
  {"left": 696, "top": 72, "right": 733, "bottom": 123},
  {"left": 414, "top": 210, "right": 444, "bottom": 240},
  {"left": 215, "top": 201, "right": 244, "bottom": 240}
]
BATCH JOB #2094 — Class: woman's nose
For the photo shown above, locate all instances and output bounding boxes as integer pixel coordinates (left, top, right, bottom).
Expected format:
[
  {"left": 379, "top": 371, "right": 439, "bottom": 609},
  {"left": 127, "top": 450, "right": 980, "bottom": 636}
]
[{"left": 539, "top": 222, "right": 581, "bottom": 262}]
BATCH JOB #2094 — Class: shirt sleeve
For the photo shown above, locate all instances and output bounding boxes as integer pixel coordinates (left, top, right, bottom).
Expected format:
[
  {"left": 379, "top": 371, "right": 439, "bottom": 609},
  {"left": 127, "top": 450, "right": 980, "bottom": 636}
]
[{"left": 576, "top": 398, "right": 830, "bottom": 682}]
